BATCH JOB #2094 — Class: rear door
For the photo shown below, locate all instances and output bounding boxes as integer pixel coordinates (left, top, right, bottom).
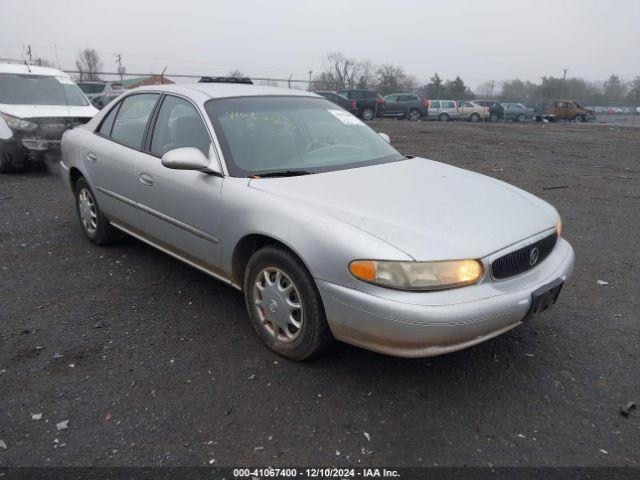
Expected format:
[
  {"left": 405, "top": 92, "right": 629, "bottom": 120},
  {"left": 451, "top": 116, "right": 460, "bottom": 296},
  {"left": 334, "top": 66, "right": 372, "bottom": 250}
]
[
  {"left": 134, "top": 94, "right": 224, "bottom": 270},
  {"left": 384, "top": 95, "right": 399, "bottom": 115},
  {"left": 85, "top": 92, "right": 159, "bottom": 226},
  {"left": 441, "top": 100, "right": 458, "bottom": 119}
]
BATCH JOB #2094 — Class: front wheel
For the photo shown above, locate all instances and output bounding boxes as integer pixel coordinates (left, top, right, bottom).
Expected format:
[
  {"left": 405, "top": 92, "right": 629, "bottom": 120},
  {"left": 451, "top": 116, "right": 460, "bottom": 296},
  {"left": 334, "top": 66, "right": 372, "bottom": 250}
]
[
  {"left": 361, "top": 107, "right": 375, "bottom": 121},
  {"left": 469, "top": 113, "right": 480, "bottom": 122},
  {"left": 438, "top": 113, "right": 449, "bottom": 122},
  {"left": 489, "top": 113, "right": 499, "bottom": 122},
  {"left": 74, "top": 177, "right": 117, "bottom": 245},
  {"left": 573, "top": 114, "right": 584, "bottom": 123},
  {"left": 517, "top": 114, "right": 526, "bottom": 123},
  {"left": 244, "top": 246, "right": 334, "bottom": 361}
]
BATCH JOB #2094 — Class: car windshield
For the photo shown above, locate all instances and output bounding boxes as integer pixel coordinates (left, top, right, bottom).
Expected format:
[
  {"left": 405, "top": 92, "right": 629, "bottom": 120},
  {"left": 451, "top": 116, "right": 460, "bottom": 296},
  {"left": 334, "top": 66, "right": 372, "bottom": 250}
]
[
  {"left": 79, "top": 82, "right": 105, "bottom": 94},
  {"left": 205, "top": 96, "right": 404, "bottom": 177},
  {"left": 0, "top": 73, "right": 89, "bottom": 106}
]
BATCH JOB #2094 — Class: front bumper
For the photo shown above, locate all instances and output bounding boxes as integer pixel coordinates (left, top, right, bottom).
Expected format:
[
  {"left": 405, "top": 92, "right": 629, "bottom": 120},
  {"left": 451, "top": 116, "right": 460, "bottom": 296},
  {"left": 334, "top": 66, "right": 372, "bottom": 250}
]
[
  {"left": 317, "top": 238, "right": 575, "bottom": 357},
  {"left": 1, "top": 138, "right": 60, "bottom": 167}
]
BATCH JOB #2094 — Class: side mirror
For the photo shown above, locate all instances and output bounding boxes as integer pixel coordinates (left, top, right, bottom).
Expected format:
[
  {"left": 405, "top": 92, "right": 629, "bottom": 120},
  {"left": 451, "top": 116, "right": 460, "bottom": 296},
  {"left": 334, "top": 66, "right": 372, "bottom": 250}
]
[
  {"left": 378, "top": 132, "right": 391, "bottom": 144},
  {"left": 161, "top": 147, "right": 221, "bottom": 175}
]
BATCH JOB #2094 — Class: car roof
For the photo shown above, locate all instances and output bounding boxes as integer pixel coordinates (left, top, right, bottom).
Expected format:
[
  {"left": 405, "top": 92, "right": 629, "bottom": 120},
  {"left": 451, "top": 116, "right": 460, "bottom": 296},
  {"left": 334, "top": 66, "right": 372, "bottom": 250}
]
[
  {"left": 133, "top": 83, "right": 320, "bottom": 101},
  {"left": 0, "top": 62, "right": 70, "bottom": 78}
]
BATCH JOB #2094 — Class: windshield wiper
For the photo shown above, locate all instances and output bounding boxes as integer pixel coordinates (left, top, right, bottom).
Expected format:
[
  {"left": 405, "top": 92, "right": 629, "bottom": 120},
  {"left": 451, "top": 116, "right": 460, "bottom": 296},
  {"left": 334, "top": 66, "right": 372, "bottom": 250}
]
[{"left": 250, "top": 170, "right": 314, "bottom": 178}]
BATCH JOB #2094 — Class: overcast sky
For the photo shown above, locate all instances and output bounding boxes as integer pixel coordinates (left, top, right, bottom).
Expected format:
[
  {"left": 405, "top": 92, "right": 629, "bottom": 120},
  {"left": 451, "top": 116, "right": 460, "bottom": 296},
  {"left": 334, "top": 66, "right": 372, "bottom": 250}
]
[{"left": 1, "top": 0, "right": 638, "bottom": 88}]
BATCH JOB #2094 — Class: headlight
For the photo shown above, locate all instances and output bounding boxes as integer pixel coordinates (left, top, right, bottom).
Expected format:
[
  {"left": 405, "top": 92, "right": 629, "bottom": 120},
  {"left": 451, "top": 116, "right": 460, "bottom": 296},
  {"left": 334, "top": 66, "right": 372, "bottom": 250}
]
[
  {"left": 349, "top": 259, "right": 484, "bottom": 291},
  {"left": 556, "top": 215, "right": 562, "bottom": 238},
  {"left": 0, "top": 112, "right": 38, "bottom": 132}
]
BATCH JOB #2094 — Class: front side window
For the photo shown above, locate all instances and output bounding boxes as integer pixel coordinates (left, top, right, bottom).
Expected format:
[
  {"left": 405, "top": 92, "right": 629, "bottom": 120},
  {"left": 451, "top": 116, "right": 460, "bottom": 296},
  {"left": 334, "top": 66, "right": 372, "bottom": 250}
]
[
  {"left": 442, "top": 101, "right": 455, "bottom": 108},
  {"left": 429, "top": 101, "right": 440, "bottom": 108},
  {"left": 98, "top": 104, "right": 119, "bottom": 136},
  {"left": 151, "top": 95, "right": 211, "bottom": 157},
  {"left": 0, "top": 74, "right": 89, "bottom": 106},
  {"left": 206, "top": 96, "right": 403, "bottom": 177},
  {"left": 110, "top": 94, "right": 158, "bottom": 149}
]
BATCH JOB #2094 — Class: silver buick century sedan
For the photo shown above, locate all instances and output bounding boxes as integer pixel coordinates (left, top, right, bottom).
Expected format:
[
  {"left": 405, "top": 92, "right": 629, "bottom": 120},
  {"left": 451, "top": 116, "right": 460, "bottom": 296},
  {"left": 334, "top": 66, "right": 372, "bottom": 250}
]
[{"left": 60, "top": 83, "right": 575, "bottom": 360}]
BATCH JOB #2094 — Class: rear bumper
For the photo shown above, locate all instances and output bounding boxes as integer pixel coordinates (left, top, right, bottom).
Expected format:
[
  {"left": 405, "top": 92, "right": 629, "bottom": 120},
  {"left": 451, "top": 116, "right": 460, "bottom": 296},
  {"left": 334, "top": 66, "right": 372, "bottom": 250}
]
[{"left": 317, "top": 238, "right": 575, "bottom": 358}]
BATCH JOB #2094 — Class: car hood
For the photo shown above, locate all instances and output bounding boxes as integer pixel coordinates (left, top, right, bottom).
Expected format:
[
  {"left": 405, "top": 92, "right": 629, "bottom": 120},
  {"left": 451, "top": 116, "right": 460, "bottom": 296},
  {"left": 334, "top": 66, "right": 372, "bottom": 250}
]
[
  {"left": 249, "top": 158, "right": 557, "bottom": 260},
  {"left": 0, "top": 103, "right": 98, "bottom": 119}
]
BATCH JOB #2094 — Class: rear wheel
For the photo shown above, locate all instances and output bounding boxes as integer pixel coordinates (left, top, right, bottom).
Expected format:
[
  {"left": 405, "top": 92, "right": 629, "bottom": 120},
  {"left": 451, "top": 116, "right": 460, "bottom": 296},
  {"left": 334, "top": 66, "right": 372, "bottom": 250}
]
[
  {"left": 74, "top": 177, "right": 117, "bottom": 245},
  {"left": 573, "top": 114, "right": 584, "bottom": 123},
  {"left": 469, "top": 113, "right": 480, "bottom": 122},
  {"left": 361, "top": 107, "right": 375, "bottom": 121},
  {"left": 407, "top": 109, "right": 421, "bottom": 121},
  {"left": 490, "top": 113, "right": 499, "bottom": 122},
  {"left": 517, "top": 114, "right": 526, "bottom": 123},
  {"left": 244, "top": 246, "right": 333, "bottom": 361},
  {"left": 438, "top": 113, "right": 449, "bottom": 122}
]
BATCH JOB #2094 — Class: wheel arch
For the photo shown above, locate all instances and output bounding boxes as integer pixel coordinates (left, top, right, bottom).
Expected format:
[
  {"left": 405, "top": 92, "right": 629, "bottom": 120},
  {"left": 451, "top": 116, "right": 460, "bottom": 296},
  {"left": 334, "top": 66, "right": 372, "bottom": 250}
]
[
  {"left": 69, "top": 167, "right": 83, "bottom": 192},
  {"left": 231, "top": 233, "right": 313, "bottom": 289}
]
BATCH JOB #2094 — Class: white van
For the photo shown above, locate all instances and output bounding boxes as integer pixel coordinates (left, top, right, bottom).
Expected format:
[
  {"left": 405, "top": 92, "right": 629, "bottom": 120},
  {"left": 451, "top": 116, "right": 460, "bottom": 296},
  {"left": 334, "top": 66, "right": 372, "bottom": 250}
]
[{"left": 0, "top": 63, "right": 98, "bottom": 172}]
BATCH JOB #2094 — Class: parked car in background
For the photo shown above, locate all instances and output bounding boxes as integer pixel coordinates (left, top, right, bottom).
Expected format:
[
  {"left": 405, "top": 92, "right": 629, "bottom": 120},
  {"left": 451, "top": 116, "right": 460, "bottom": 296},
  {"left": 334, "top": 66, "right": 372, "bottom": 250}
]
[
  {"left": 0, "top": 63, "right": 97, "bottom": 172},
  {"left": 502, "top": 103, "right": 535, "bottom": 122},
  {"left": 474, "top": 100, "right": 504, "bottom": 122},
  {"left": 426, "top": 99, "right": 458, "bottom": 121},
  {"left": 338, "top": 89, "right": 385, "bottom": 121},
  {"left": 457, "top": 101, "right": 490, "bottom": 122},
  {"left": 381, "top": 93, "right": 428, "bottom": 120},
  {"left": 78, "top": 81, "right": 124, "bottom": 109},
  {"left": 534, "top": 100, "right": 595, "bottom": 122},
  {"left": 314, "top": 91, "right": 358, "bottom": 115},
  {"left": 60, "top": 82, "right": 574, "bottom": 360}
]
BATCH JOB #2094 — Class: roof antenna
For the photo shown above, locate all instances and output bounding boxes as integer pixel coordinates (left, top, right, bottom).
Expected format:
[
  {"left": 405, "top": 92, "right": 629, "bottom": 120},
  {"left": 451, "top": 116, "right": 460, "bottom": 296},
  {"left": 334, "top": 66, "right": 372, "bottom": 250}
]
[{"left": 160, "top": 66, "right": 167, "bottom": 85}]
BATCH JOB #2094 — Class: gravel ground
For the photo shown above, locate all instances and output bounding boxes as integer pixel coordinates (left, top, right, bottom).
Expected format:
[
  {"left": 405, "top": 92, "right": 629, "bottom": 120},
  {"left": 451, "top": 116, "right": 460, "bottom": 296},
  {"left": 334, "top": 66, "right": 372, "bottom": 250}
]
[{"left": 0, "top": 121, "right": 638, "bottom": 467}]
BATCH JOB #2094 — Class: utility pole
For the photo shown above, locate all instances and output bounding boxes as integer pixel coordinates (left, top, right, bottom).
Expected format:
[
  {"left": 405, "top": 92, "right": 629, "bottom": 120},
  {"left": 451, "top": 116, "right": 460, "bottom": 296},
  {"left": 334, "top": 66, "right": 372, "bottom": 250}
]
[
  {"left": 560, "top": 68, "right": 568, "bottom": 99},
  {"left": 308, "top": 69, "right": 313, "bottom": 91},
  {"left": 116, "top": 53, "right": 124, "bottom": 83},
  {"left": 26, "top": 45, "right": 32, "bottom": 62}
]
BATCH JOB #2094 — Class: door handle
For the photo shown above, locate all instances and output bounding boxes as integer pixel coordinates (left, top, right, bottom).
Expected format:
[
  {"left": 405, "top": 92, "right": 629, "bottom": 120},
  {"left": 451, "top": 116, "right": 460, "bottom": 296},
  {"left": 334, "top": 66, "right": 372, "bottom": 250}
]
[
  {"left": 139, "top": 172, "right": 154, "bottom": 186},
  {"left": 87, "top": 152, "right": 97, "bottom": 162}
]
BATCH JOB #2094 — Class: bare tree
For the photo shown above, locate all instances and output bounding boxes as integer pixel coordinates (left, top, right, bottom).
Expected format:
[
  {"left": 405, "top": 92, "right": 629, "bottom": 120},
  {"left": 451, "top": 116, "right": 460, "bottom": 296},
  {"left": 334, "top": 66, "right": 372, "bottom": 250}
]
[
  {"left": 318, "top": 52, "right": 362, "bottom": 90},
  {"left": 227, "top": 69, "right": 245, "bottom": 78},
  {"left": 75, "top": 49, "right": 102, "bottom": 81},
  {"left": 375, "top": 64, "right": 415, "bottom": 95}
]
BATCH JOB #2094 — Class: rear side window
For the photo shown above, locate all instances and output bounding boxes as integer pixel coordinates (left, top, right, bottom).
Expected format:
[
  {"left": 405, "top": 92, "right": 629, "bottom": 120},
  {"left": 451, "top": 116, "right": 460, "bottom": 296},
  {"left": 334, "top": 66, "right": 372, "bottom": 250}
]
[
  {"left": 429, "top": 101, "right": 440, "bottom": 108},
  {"left": 98, "top": 105, "right": 119, "bottom": 136},
  {"left": 110, "top": 94, "right": 159, "bottom": 149},
  {"left": 150, "top": 95, "right": 211, "bottom": 157},
  {"left": 442, "top": 101, "right": 455, "bottom": 108}
]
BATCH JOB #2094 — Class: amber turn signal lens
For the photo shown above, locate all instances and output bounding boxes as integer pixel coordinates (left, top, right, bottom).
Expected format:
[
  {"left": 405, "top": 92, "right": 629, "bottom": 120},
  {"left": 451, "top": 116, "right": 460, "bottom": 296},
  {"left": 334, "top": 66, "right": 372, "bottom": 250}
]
[{"left": 349, "top": 260, "right": 376, "bottom": 281}]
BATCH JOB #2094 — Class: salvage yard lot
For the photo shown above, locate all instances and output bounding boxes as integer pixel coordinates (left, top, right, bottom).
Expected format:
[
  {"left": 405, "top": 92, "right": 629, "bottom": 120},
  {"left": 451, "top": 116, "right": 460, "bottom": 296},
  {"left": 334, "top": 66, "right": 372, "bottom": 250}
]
[{"left": 0, "top": 121, "right": 638, "bottom": 466}]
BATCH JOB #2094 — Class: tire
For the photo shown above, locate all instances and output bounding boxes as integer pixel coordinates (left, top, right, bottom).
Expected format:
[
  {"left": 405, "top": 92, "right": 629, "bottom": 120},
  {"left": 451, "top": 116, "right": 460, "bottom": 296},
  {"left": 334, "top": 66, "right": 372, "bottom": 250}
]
[
  {"left": 469, "top": 113, "right": 480, "bottom": 122},
  {"left": 244, "top": 246, "right": 334, "bottom": 361},
  {"left": 407, "top": 109, "right": 421, "bottom": 121},
  {"left": 490, "top": 113, "right": 499, "bottom": 122},
  {"left": 361, "top": 107, "right": 375, "bottom": 121},
  {"left": 74, "top": 177, "right": 117, "bottom": 245},
  {"left": 0, "top": 145, "right": 12, "bottom": 174},
  {"left": 438, "top": 113, "right": 449, "bottom": 122},
  {"left": 517, "top": 114, "right": 526, "bottom": 123},
  {"left": 573, "top": 114, "right": 584, "bottom": 123}
]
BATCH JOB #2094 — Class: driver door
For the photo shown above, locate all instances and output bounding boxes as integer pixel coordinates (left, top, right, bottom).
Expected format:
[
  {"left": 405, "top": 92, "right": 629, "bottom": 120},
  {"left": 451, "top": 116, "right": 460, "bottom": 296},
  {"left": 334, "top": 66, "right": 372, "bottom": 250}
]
[{"left": 134, "top": 94, "right": 224, "bottom": 272}]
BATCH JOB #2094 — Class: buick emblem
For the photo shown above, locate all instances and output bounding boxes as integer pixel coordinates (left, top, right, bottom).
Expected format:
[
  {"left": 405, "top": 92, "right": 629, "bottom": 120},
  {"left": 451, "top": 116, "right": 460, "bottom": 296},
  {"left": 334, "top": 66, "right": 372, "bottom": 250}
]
[{"left": 529, "top": 247, "right": 540, "bottom": 266}]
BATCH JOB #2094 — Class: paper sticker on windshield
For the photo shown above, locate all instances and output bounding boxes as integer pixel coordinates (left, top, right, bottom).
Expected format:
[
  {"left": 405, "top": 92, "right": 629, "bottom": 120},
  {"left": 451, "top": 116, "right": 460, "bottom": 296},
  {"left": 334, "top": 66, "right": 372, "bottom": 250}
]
[
  {"left": 329, "top": 109, "right": 364, "bottom": 126},
  {"left": 55, "top": 76, "right": 74, "bottom": 85}
]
